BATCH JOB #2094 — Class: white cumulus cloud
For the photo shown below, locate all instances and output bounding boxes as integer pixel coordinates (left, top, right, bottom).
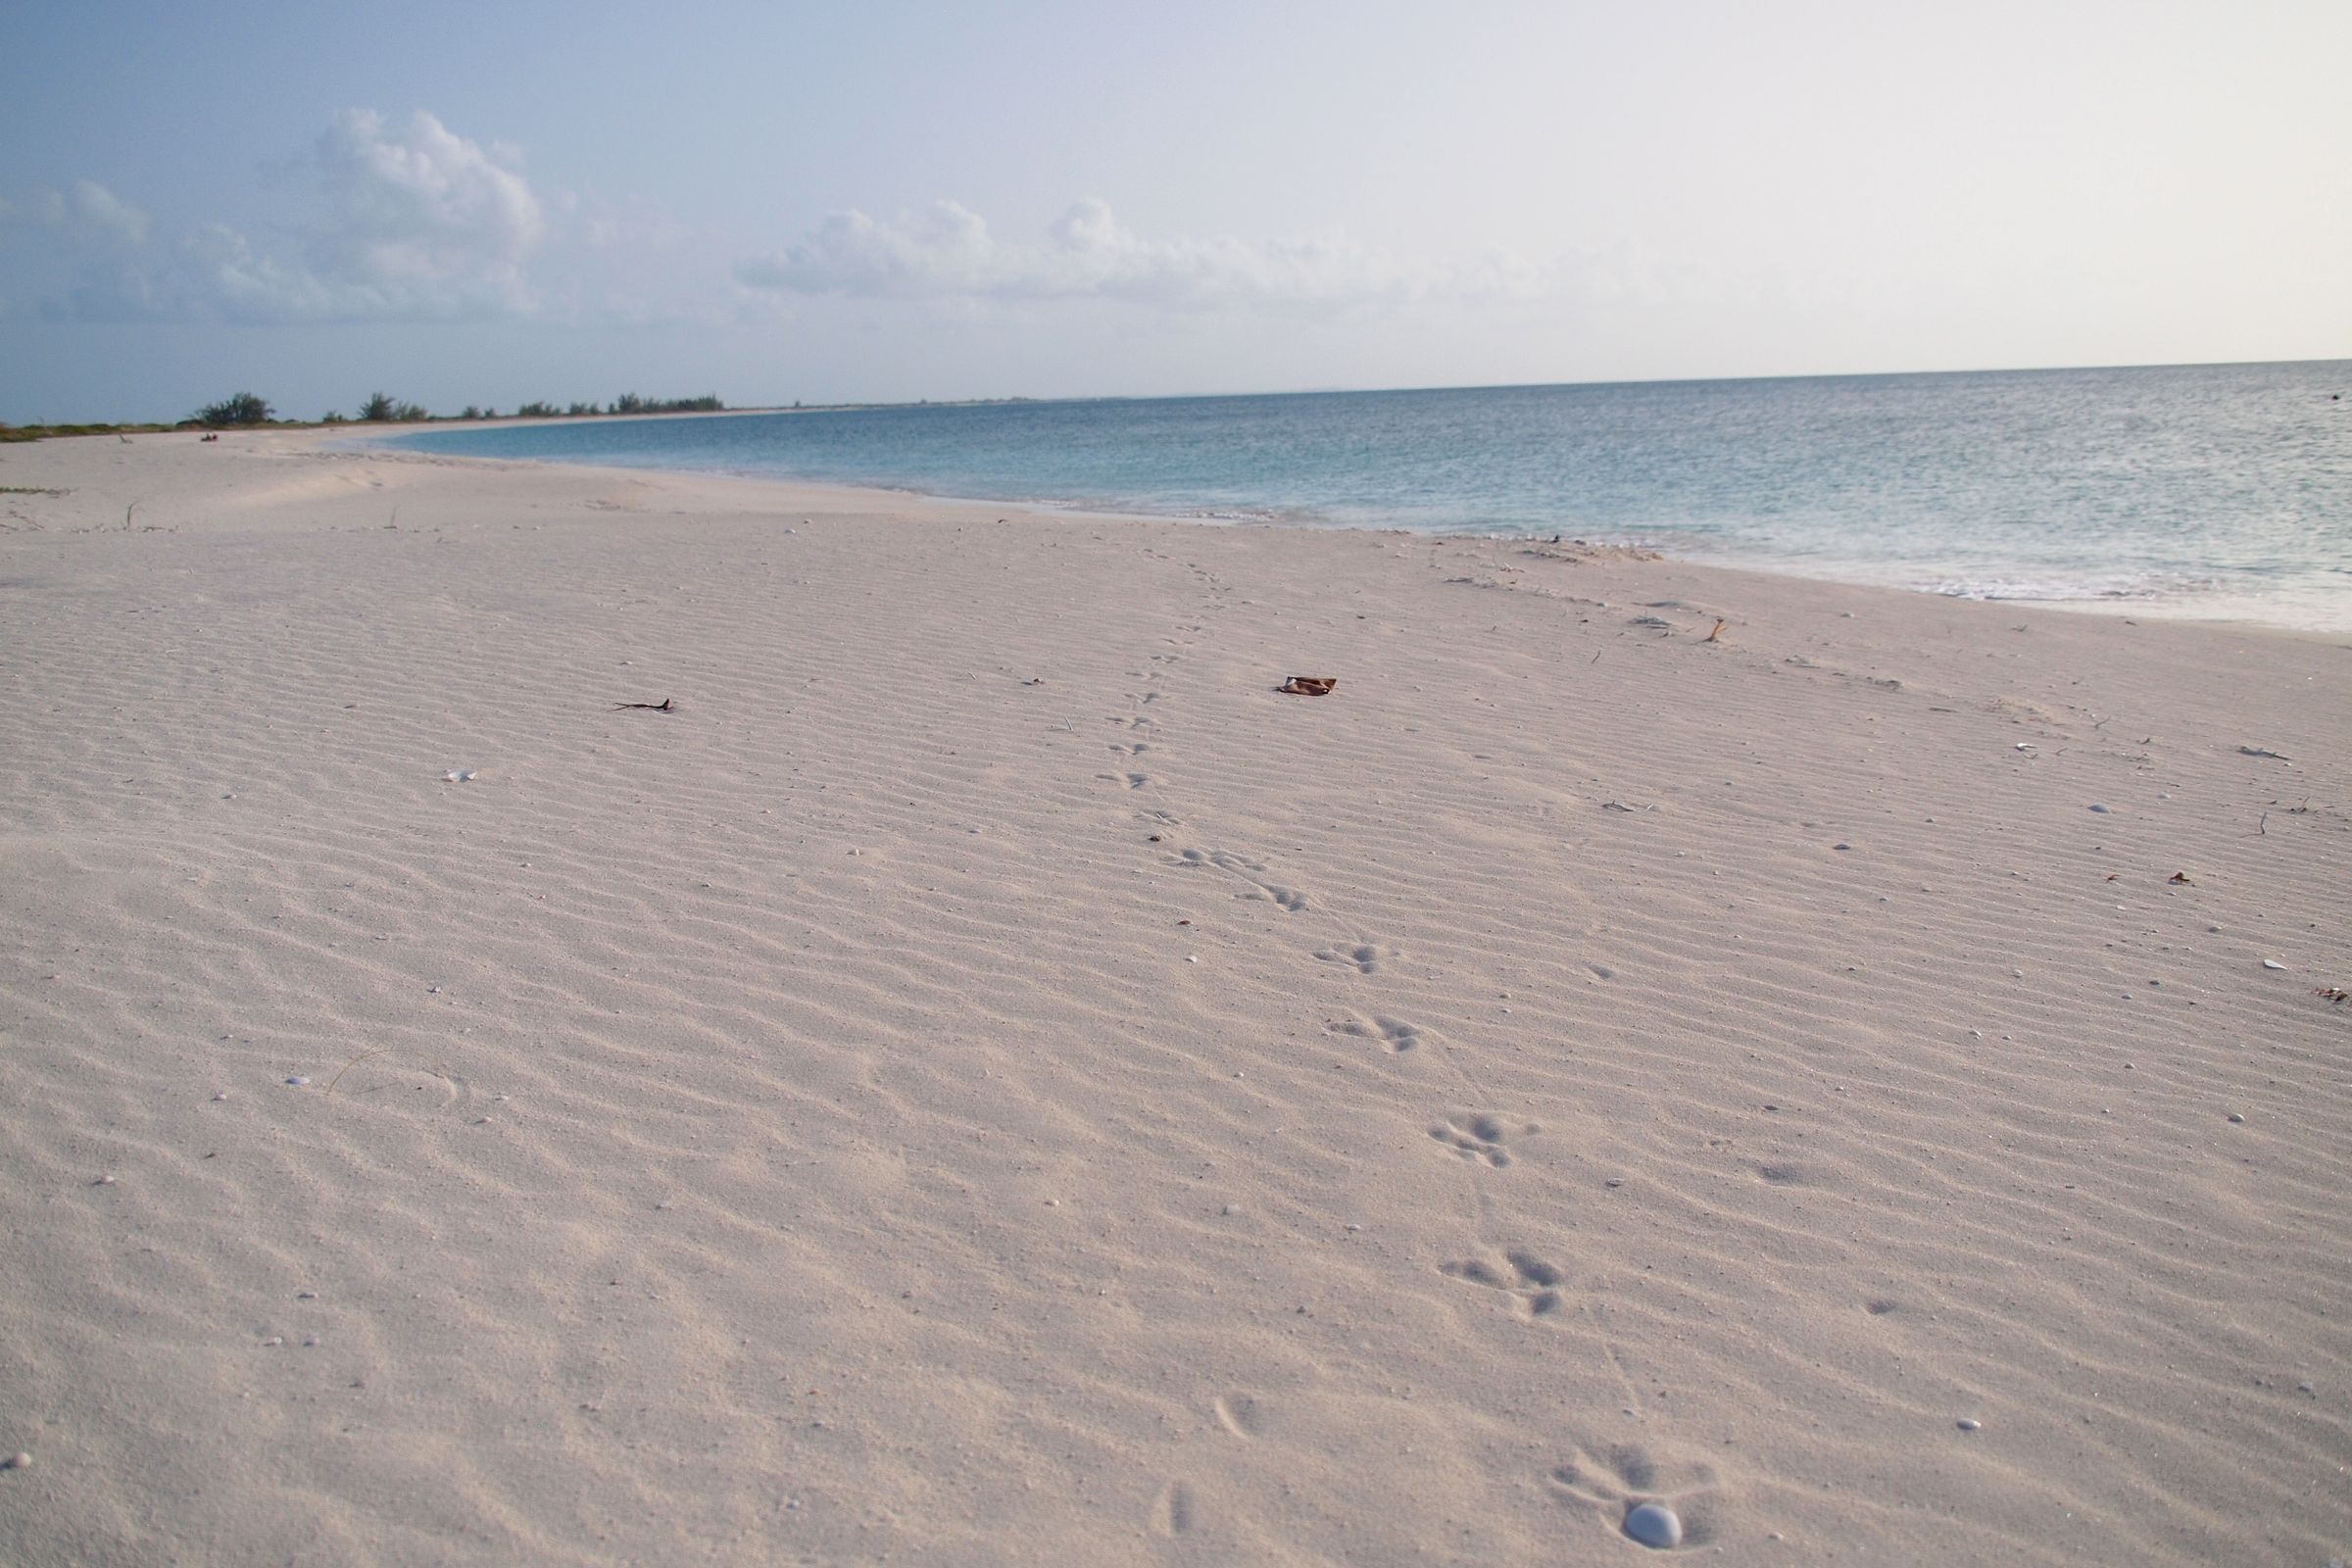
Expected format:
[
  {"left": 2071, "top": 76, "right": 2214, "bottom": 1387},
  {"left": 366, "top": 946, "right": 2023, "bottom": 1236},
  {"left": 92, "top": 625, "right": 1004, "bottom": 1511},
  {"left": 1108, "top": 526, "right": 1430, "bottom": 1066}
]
[
  {"left": 294, "top": 108, "right": 542, "bottom": 312},
  {"left": 0, "top": 180, "right": 151, "bottom": 246},
  {"left": 68, "top": 180, "right": 152, "bottom": 246},
  {"left": 736, "top": 198, "right": 1536, "bottom": 311},
  {"left": 39, "top": 111, "right": 547, "bottom": 323}
]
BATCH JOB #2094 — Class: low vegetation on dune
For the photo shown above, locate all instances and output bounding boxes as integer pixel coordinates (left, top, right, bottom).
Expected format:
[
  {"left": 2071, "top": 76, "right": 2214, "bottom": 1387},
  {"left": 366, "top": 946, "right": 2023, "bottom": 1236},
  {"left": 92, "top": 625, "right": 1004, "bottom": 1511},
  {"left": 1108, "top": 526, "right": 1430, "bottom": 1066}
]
[
  {"left": 3, "top": 390, "right": 730, "bottom": 442},
  {"left": 0, "top": 421, "right": 177, "bottom": 443}
]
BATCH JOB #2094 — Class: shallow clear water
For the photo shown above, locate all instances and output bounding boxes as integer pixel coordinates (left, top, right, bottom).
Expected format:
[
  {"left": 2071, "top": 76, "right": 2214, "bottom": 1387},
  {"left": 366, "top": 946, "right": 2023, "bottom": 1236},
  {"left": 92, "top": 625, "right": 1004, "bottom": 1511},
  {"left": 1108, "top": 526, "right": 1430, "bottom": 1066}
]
[{"left": 391, "top": 362, "right": 2352, "bottom": 631}]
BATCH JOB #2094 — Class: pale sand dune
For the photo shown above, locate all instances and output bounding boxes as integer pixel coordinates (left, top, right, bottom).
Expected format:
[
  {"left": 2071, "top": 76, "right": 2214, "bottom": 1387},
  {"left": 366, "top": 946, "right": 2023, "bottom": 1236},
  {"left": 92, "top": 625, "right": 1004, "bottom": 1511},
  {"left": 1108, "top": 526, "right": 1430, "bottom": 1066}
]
[{"left": 1, "top": 429, "right": 2346, "bottom": 1564}]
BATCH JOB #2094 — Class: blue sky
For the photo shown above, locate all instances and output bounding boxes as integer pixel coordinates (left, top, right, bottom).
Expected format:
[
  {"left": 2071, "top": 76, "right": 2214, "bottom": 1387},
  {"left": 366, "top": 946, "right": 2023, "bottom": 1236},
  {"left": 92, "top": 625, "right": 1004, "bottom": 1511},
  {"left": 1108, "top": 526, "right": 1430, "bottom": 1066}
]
[{"left": 2, "top": 0, "right": 2346, "bottom": 421}]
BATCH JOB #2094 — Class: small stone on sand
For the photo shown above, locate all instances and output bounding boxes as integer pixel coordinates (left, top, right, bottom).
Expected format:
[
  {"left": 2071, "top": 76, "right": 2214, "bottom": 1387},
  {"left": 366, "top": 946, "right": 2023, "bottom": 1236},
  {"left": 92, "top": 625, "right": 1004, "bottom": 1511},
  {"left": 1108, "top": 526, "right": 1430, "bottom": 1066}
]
[
  {"left": 1, "top": 1452, "right": 28, "bottom": 1470},
  {"left": 1957, "top": 1417, "right": 1982, "bottom": 1431},
  {"left": 1624, "top": 1500, "right": 1682, "bottom": 1548}
]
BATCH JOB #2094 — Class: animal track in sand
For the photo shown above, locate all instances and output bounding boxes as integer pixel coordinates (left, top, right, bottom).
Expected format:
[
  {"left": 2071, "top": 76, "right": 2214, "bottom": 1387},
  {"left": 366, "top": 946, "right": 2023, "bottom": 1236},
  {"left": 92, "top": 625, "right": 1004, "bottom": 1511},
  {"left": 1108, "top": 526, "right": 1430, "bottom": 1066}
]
[
  {"left": 333, "top": 1060, "right": 469, "bottom": 1111},
  {"left": 1330, "top": 1014, "right": 1424, "bottom": 1053},
  {"left": 1151, "top": 1480, "right": 1199, "bottom": 1536},
  {"left": 1316, "top": 943, "right": 1396, "bottom": 975},
  {"left": 1429, "top": 1112, "right": 1539, "bottom": 1167},
  {"left": 1546, "top": 1441, "right": 1722, "bottom": 1549},
  {"left": 1213, "top": 1393, "right": 1271, "bottom": 1439},
  {"left": 1108, "top": 742, "right": 1150, "bottom": 757},
  {"left": 1097, "top": 771, "right": 1152, "bottom": 790},
  {"left": 1175, "top": 847, "right": 1310, "bottom": 912},
  {"left": 1441, "top": 1250, "right": 1568, "bottom": 1316}
]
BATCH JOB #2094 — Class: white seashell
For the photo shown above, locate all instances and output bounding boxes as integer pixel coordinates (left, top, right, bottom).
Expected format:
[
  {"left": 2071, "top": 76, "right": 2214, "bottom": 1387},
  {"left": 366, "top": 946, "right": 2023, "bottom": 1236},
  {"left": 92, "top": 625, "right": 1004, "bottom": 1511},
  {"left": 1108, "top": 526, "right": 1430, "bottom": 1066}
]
[{"left": 1624, "top": 1501, "right": 1682, "bottom": 1547}]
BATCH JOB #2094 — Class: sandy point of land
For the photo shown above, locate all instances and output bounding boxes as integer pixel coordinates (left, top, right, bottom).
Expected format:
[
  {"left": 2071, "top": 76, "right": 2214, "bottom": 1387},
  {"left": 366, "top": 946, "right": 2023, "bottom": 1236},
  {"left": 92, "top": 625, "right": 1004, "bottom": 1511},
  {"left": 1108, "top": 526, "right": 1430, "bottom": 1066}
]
[{"left": 1, "top": 427, "right": 2347, "bottom": 1565}]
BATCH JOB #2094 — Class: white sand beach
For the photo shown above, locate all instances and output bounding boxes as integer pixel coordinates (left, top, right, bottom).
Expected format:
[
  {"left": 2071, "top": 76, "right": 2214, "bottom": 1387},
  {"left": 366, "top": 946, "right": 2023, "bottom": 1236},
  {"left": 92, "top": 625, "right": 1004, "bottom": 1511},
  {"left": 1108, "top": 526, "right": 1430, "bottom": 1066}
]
[{"left": 2, "top": 429, "right": 2347, "bottom": 1565}]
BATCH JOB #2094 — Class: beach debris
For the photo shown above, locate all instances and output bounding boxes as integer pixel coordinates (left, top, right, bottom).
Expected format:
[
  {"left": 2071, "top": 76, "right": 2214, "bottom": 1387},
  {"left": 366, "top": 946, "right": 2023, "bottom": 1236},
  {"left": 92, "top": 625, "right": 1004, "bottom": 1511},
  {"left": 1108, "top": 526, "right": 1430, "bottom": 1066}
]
[
  {"left": 2263, "top": 959, "right": 2287, "bottom": 971},
  {"left": 1623, "top": 1501, "right": 1683, "bottom": 1548},
  {"left": 613, "top": 697, "right": 675, "bottom": 712},
  {"left": 1021, "top": 677, "right": 1046, "bottom": 686},
  {"left": 2228, "top": 1113, "right": 2245, "bottom": 1123},
  {"left": 2319, "top": 988, "right": 2347, "bottom": 1004},
  {"left": 2087, "top": 804, "right": 2111, "bottom": 813},
  {"left": 1277, "top": 676, "right": 1337, "bottom": 697},
  {"left": 2168, "top": 871, "right": 2193, "bottom": 884},
  {"left": 1702, "top": 617, "right": 1727, "bottom": 643},
  {"left": 1630, "top": 614, "right": 1672, "bottom": 629},
  {"left": 441, "top": 769, "right": 476, "bottom": 783},
  {"left": 2237, "top": 746, "right": 2291, "bottom": 760},
  {"left": 283, "top": 1076, "right": 311, "bottom": 1087},
  {"left": 1956, "top": 1418, "right": 1983, "bottom": 1432},
  {"left": 1, "top": 1452, "right": 28, "bottom": 1470}
]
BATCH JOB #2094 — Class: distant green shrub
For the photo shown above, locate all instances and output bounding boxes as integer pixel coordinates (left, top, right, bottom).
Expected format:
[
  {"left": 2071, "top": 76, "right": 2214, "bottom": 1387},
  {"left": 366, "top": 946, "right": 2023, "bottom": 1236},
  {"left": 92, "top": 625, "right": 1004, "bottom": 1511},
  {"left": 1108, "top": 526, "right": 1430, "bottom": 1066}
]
[{"left": 195, "top": 391, "right": 272, "bottom": 426}]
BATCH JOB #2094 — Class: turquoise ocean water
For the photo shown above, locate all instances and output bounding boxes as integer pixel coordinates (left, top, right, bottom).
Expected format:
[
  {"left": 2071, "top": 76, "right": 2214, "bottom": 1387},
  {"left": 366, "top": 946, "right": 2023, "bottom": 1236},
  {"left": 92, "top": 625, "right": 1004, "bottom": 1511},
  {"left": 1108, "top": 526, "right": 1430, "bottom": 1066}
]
[{"left": 391, "top": 362, "right": 2352, "bottom": 632}]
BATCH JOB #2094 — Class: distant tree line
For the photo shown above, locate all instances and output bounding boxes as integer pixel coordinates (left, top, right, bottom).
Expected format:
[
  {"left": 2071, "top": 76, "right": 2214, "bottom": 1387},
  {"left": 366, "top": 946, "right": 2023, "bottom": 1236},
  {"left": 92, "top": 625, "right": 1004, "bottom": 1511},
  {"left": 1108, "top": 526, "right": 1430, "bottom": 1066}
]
[
  {"left": 94, "top": 389, "right": 737, "bottom": 435},
  {"left": 15, "top": 391, "right": 998, "bottom": 445},
  {"left": 513, "top": 394, "right": 725, "bottom": 418}
]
